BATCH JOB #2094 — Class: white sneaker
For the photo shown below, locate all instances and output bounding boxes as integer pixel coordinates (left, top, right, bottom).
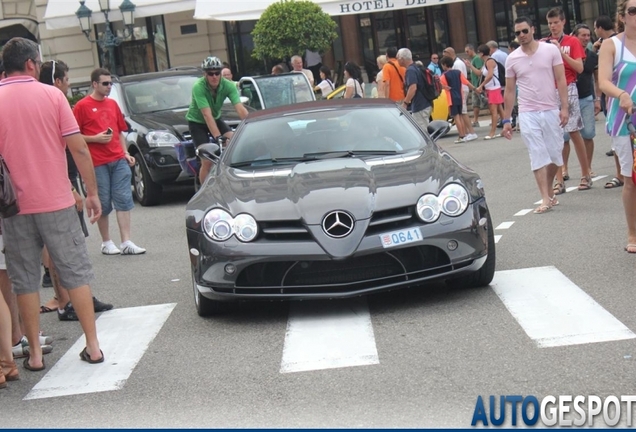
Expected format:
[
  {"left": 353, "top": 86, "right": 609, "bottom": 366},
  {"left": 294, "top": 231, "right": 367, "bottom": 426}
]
[
  {"left": 120, "top": 241, "right": 146, "bottom": 255},
  {"left": 101, "top": 241, "right": 121, "bottom": 255},
  {"left": 465, "top": 134, "right": 478, "bottom": 142}
]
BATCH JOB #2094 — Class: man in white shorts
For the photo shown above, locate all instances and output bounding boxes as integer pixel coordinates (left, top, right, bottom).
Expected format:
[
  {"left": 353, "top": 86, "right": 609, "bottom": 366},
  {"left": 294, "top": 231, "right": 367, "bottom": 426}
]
[{"left": 502, "top": 16, "right": 569, "bottom": 214}]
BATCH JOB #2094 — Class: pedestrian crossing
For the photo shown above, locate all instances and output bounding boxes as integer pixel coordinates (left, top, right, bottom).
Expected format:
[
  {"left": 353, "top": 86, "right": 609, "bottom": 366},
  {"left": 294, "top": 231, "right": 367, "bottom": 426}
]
[{"left": 19, "top": 266, "right": 636, "bottom": 400}]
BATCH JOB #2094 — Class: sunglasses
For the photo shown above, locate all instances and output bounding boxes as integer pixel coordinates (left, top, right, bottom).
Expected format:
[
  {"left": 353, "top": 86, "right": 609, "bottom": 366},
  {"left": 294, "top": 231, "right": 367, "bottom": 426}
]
[
  {"left": 514, "top": 28, "right": 530, "bottom": 36},
  {"left": 206, "top": 70, "right": 222, "bottom": 77},
  {"left": 431, "top": 57, "right": 439, "bottom": 60},
  {"left": 100, "top": 81, "right": 112, "bottom": 86},
  {"left": 627, "top": 6, "right": 636, "bottom": 15}
]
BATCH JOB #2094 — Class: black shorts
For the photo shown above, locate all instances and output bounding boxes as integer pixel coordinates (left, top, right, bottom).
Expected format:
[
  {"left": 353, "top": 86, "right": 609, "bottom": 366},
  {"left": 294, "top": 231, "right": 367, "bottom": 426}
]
[{"left": 188, "top": 119, "right": 231, "bottom": 145}]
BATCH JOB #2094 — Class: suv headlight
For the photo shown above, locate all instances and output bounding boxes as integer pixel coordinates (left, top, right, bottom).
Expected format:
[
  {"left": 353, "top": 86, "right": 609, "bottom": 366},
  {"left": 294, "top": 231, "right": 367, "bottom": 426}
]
[
  {"left": 202, "top": 209, "right": 258, "bottom": 242},
  {"left": 146, "top": 130, "right": 180, "bottom": 147},
  {"left": 416, "top": 184, "right": 469, "bottom": 223}
]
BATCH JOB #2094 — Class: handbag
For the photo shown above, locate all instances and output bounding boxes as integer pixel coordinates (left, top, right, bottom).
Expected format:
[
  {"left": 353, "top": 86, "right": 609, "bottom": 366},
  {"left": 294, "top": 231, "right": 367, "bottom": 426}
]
[{"left": 0, "top": 155, "right": 19, "bottom": 218}]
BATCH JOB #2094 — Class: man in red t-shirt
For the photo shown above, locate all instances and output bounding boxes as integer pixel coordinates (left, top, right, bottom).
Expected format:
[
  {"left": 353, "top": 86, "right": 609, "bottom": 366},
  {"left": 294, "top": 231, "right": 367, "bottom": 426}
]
[
  {"left": 74, "top": 68, "right": 146, "bottom": 256},
  {"left": 543, "top": 7, "right": 592, "bottom": 193}
]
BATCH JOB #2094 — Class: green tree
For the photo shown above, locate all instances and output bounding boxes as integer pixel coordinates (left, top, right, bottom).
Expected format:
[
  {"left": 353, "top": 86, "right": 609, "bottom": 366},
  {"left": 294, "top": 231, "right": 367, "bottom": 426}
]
[{"left": 251, "top": 0, "right": 338, "bottom": 60}]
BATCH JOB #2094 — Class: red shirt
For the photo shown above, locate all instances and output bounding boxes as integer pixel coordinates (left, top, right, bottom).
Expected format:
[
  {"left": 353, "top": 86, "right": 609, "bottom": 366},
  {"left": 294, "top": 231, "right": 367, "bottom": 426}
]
[
  {"left": 544, "top": 34, "right": 585, "bottom": 85},
  {"left": 73, "top": 96, "right": 128, "bottom": 166}
]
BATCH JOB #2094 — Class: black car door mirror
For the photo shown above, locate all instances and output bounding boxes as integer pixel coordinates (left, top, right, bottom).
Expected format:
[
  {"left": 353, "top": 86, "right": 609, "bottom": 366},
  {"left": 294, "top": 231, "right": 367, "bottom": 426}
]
[
  {"left": 196, "top": 143, "right": 221, "bottom": 162},
  {"left": 427, "top": 120, "right": 451, "bottom": 143}
]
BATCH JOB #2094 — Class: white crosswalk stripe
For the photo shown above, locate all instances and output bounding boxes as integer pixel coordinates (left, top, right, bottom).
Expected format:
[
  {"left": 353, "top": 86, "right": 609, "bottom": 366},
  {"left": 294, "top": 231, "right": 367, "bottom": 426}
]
[{"left": 24, "top": 303, "right": 176, "bottom": 400}]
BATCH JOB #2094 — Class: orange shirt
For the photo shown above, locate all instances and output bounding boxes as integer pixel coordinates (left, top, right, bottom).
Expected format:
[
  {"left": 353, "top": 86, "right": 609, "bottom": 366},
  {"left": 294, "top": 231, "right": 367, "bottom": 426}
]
[
  {"left": 440, "top": 73, "right": 470, "bottom": 106},
  {"left": 382, "top": 59, "right": 406, "bottom": 102}
]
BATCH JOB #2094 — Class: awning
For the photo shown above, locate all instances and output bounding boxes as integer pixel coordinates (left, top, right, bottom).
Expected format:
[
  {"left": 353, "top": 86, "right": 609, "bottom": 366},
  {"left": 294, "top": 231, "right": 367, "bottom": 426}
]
[
  {"left": 195, "top": 0, "right": 469, "bottom": 21},
  {"left": 44, "top": 0, "right": 196, "bottom": 30},
  {"left": 0, "top": 18, "right": 39, "bottom": 36}
]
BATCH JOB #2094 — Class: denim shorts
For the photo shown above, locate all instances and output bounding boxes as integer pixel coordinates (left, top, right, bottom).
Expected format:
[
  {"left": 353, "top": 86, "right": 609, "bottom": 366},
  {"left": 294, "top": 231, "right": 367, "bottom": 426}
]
[
  {"left": 95, "top": 158, "right": 134, "bottom": 216},
  {"left": 2, "top": 206, "right": 94, "bottom": 294},
  {"left": 564, "top": 95, "right": 596, "bottom": 141}
]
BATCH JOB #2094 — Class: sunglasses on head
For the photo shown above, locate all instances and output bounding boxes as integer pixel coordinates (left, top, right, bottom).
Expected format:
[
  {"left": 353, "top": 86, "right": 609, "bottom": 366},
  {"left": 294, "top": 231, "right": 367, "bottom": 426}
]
[
  {"left": 206, "top": 70, "right": 222, "bottom": 76},
  {"left": 514, "top": 28, "right": 530, "bottom": 36},
  {"left": 627, "top": 6, "right": 636, "bottom": 15}
]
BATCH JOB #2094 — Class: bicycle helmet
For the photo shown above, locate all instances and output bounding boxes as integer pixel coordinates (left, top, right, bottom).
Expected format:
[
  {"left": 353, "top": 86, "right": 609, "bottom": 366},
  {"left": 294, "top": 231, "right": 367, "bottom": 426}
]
[{"left": 201, "top": 56, "right": 223, "bottom": 70}]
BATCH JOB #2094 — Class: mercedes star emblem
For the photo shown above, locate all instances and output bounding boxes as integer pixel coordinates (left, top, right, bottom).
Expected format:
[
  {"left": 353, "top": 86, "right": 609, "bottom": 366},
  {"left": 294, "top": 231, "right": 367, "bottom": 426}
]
[{"left": 322, "top": 211, "right": 355, "bottom": 238}]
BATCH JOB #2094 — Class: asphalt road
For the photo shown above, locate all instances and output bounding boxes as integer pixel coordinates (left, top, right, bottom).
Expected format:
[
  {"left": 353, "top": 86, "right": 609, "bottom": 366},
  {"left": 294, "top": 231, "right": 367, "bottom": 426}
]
[{"left": 2, "top": 118, "right": 636, "bottom": 428}]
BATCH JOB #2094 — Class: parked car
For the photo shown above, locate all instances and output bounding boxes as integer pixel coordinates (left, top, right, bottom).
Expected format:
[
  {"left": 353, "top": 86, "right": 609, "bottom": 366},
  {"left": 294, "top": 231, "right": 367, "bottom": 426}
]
[
  {"left": 186, "top": 99, "right": 495, "bottom": 317},
  {"left": 102, "top": 68, "right": 248, "bottom": 206}
]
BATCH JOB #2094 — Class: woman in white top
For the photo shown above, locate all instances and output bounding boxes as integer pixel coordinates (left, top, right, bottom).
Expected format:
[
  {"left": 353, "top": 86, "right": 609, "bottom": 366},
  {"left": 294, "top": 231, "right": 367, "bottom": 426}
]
[
  {"left": 374, "top": 55, "right": 387, "bottom": 98},
  {"left": 465, "top": 44, "right": 505, "bottom": 139},
  {"left": 314, "top": 65, "right": 335, "bottom": 98},
  {"left": 344, "top": 61, "right": 365, "bottom": 99}
]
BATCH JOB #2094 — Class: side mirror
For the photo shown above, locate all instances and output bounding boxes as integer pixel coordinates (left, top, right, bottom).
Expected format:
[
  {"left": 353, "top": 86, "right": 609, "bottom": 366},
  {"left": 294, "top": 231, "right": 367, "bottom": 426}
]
[
  {"left": 427, "top": 120, "right": 451, "bottom": 142},
  {"left": 196, "top": 143, "right": 221, "bottom": 162}
]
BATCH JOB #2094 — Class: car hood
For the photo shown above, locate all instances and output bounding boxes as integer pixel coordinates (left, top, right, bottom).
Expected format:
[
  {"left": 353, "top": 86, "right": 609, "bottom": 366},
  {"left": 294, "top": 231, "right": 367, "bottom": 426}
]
[
  {"left": 130, "top": 109, "right": 189, "bottom": 137},
  {"left": 189, "top": 149, "right": 481, "bottom": 223}
]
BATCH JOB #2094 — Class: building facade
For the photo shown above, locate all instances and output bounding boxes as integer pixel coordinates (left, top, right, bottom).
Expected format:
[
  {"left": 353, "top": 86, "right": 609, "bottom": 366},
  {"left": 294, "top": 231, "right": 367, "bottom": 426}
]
[{"left": 0, "top": 0, "right": 618, "bottom": 90}]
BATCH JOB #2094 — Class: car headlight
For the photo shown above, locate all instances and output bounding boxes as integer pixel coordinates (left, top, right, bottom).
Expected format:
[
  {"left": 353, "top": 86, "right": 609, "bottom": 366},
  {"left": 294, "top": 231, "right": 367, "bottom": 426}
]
[
  {"left": 416, "top": 184, "right": 469, "bottom": 223},
  {"left": 233, "top": 214, "right": 258, "bottom": 242},
  {"left": 202, "top": 209, "right": 258, "bottom": 242},
  {"left": 203, "top": 209, "right": 233, "bottom": 241},
  {"left": 416, "top": 194, "right": 441, "bottom": 223},
  {"left": 439, "top": 184, "right": 469, "bottom": 217},
  {"left": 146, "top": 130, "right": 180, "bottom": 147}
]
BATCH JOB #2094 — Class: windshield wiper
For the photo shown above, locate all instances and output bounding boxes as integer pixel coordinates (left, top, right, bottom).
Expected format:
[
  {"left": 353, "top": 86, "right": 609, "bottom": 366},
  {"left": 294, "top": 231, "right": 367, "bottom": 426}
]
[
  {"left": 230, "top": 156, "right": 317, "bottom": 168},
  {"left": 303, "top": 150, "right": 398, "bottom": 159}
]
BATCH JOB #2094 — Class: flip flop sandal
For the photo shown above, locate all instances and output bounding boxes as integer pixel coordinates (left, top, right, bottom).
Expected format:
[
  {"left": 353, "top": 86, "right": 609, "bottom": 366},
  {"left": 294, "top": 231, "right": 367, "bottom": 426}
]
[
  {"left": 605, "top": 177, "right": 624, "bottom": 189},
  {"left": 484, "top": 135, "right": 495, "bottom": 140},
  {"left": 39, "top": 306, "right": 55, "bottom": 314},
  {"left": 79, "top": 347, "right": 105, "bottom": 364},
  {"left": 562, "top": 172, "right": 570, "bottom": 181},
  {"left": 549, "top": 196, "right": 559, "bottom": 206},
  {"left": 533, "top": 205, "right": 552, "bottom": 214},
  {"left": 23, "top": 355, "right": 45, "bottom": 372},
  {"left": 625, "top": 244, "right": 636, "bottom": 253}
]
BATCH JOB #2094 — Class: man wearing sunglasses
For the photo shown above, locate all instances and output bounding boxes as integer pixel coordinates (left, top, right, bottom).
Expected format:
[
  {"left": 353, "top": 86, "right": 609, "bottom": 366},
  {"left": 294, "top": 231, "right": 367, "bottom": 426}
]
[
  {"left": 186, "top": 56, "right": 249, "bottom": 183},
  {"left": 502, "top": 17, "right": 569, "bottom": 214},
  {"left": 74, "top": 68, "right": 146, "bottom": 256}
]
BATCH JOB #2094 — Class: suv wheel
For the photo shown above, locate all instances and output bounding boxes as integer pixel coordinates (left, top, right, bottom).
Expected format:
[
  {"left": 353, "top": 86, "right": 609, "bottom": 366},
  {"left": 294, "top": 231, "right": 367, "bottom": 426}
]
[{"left": 133, "top": 155, "right": 162, "bottom": 206}]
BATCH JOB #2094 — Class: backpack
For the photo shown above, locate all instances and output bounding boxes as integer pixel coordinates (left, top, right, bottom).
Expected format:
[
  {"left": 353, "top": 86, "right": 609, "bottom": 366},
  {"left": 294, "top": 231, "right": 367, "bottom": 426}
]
[
  {"left": 486, "top": 58, "right": 506, "bottom": 88},
  {"left": 417, "top": 64, "right": 442, "bottom": 102}
]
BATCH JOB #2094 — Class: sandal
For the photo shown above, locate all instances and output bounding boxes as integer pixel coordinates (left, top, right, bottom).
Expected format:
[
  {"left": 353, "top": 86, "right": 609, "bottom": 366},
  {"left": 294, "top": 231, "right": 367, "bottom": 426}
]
[
  {"left": 562, "top": 171, "right": 570, "bottom": 181},
  {"left": 22, "top": 355, "right": 45, "bottom": 372},
  {"left": 39, "top": 305, "right": 55, "bottom": 314},
  {"left": 549, "top": 196, "right": 559, "bottom": 206},
  {"left": 625, "top": 244, "right": 636, "bottom": 253},
  {"left": 605, "top": 177, "right": 624, "bottom": 189},
  {"left": 0, "top": 360, "right": 19, "bottom": 381},
  {"left": 79, "top": 347, "right": 104, "bottom": 364},
  {"left": 533, "top": 205, "right": 552, "bottom": 214},
  {"left": 578, "top": 176, "right": 592, "bottom": 191},
  {"left": 553, "top": 182, "right": 566, "bottom": 195}
]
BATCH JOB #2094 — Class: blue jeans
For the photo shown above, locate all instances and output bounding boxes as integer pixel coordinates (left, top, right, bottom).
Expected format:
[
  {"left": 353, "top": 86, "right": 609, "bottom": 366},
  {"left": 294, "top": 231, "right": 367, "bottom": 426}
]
[{"left": 94, "top": 158, "right": 134, "bottom": 216}]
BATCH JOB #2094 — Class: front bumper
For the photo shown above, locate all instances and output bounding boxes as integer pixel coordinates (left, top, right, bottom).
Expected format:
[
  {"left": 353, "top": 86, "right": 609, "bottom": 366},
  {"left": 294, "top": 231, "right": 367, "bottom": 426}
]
[
  {"left": 142, "top": 147, "right": 185, "bottom": 184},
  {"left": 187, "top": 198, "right": 491, "bottom": 301}
]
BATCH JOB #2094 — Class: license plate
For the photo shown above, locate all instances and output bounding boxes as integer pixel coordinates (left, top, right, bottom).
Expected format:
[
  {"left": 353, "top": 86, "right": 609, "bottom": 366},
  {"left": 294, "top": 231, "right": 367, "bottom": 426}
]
[{"left": 380, "top": 228, "right": 422, "bottom": 248}]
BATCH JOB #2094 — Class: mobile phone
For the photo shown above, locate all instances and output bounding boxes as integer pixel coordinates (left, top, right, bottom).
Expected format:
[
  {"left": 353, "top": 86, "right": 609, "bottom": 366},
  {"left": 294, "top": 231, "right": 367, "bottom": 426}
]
[{"left": 105, "top": 127, "right": 113, "bottom": 135}]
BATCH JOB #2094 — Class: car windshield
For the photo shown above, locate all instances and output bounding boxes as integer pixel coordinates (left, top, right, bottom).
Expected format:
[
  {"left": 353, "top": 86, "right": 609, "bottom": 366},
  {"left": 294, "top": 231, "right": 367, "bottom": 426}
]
[
  {"left": 227, "top": 106, "right": 428, "bottom": 168},
  {"left": 123, "top": 75, "right": 198, "bottom": 115},
  {"left": 250, "top": 74, "right": 314, "bottom": 108}
]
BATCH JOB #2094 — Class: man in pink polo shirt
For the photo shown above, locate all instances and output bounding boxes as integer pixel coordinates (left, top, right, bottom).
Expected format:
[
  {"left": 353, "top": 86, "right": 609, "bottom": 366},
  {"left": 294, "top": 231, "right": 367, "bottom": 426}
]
[
  {"left": 502, "top": 17, "right": 569, "bottom": 214},
  {"left": 0, "top": 37, "right": 104, "bottom": 370}
]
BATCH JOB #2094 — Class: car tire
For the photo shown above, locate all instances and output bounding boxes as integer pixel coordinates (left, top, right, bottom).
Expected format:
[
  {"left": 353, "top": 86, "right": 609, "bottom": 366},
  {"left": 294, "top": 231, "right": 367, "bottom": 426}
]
[
  {"left": 192, "top": 267, "right": 225, "bottom": 317},
  {"left": 448, "top": 213, "right": 496, "bottom": 288},
  {"left": 133, "top": 155, "right": 162, "bottom": 206}
]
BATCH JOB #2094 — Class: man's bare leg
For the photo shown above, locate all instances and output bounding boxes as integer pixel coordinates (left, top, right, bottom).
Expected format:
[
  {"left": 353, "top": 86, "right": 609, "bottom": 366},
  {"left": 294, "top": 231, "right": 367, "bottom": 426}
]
[
  {"left": 116, "top": 210, "right": 131, "bottom": 244},
  {"left": 16, "top": 292, "right": 42, "bottom": 369},
  {"left": 44, "top": 261, "right": 70, "bottom": 311},
  {"left": 67, "top": 285, "right": 101, "bottom": 361},
  {"left": 97, "top": 215, "right": 111, "bottom": 243},
  {"left": 0, "top": 270, "right": 21, "bottom": 346},
  {"left": 534, "top": 163, "right": 558, "bottom": 207},
  {"left": 584, "top": 138, "right": 594, "bottom": 173},
  {"left": 570, "top": 130, "right": 591, "bottom": 179}
]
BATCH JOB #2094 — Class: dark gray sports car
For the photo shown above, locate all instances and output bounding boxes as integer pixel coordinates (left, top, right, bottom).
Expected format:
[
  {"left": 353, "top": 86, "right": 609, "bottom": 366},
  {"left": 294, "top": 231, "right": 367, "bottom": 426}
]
[{"left": 186, "top": 99, "right": 495, "bottom": 316}]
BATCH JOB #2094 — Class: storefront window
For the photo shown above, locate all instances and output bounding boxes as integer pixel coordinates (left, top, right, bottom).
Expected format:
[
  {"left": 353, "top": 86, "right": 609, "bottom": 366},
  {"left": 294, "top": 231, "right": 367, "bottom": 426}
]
[
  {"left": 225, "top": 20, "right": 269, "bottom": 78},
  {"left": 406, "top": 9, "right": 430, "bottom": 61},
  {"left": 95, "top": 16, "right": 169, "bottom": 76},
  {"left": 598, "top": 0, "right": 616, "bottom": 17},
  {"left": 430, "top": 6, "right": 449, "bottom": 53},
  {"left": 376, "top": 11, "right": 398, "bottom": 52},
  {"left": 463, "top": 1, "right": 479, "bottom": 46}
]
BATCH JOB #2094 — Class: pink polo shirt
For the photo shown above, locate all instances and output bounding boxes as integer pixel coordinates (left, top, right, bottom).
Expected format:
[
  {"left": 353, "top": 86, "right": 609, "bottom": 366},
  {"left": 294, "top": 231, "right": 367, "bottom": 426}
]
[{"left": 0, "top": 76, "right": 77, "bottom": 214}]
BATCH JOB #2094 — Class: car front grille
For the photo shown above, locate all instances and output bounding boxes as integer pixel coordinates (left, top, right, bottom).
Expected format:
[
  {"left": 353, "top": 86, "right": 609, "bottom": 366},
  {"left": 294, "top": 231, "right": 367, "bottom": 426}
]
[
  {"left": 260, "top": 220, "right": 312, "bottom": 241},
  {"left": 226, "top": 245, "right": 453, "bottom": 295}
]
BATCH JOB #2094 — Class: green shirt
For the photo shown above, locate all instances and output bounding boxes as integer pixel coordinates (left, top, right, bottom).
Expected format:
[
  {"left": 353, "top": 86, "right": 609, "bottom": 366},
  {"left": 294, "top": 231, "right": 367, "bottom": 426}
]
[
  {"left": 185, "top": 77, "right": 241, "bottom": 123},
  {"left": 470, "top": 54, "right": 484, "bottom": 87}
]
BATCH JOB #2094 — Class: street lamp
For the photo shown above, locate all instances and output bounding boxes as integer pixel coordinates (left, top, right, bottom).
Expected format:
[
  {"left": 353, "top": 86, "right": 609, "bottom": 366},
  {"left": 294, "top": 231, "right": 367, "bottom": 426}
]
[{"left": 75, "top": 0, "right": 136, "bottom": 71}]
